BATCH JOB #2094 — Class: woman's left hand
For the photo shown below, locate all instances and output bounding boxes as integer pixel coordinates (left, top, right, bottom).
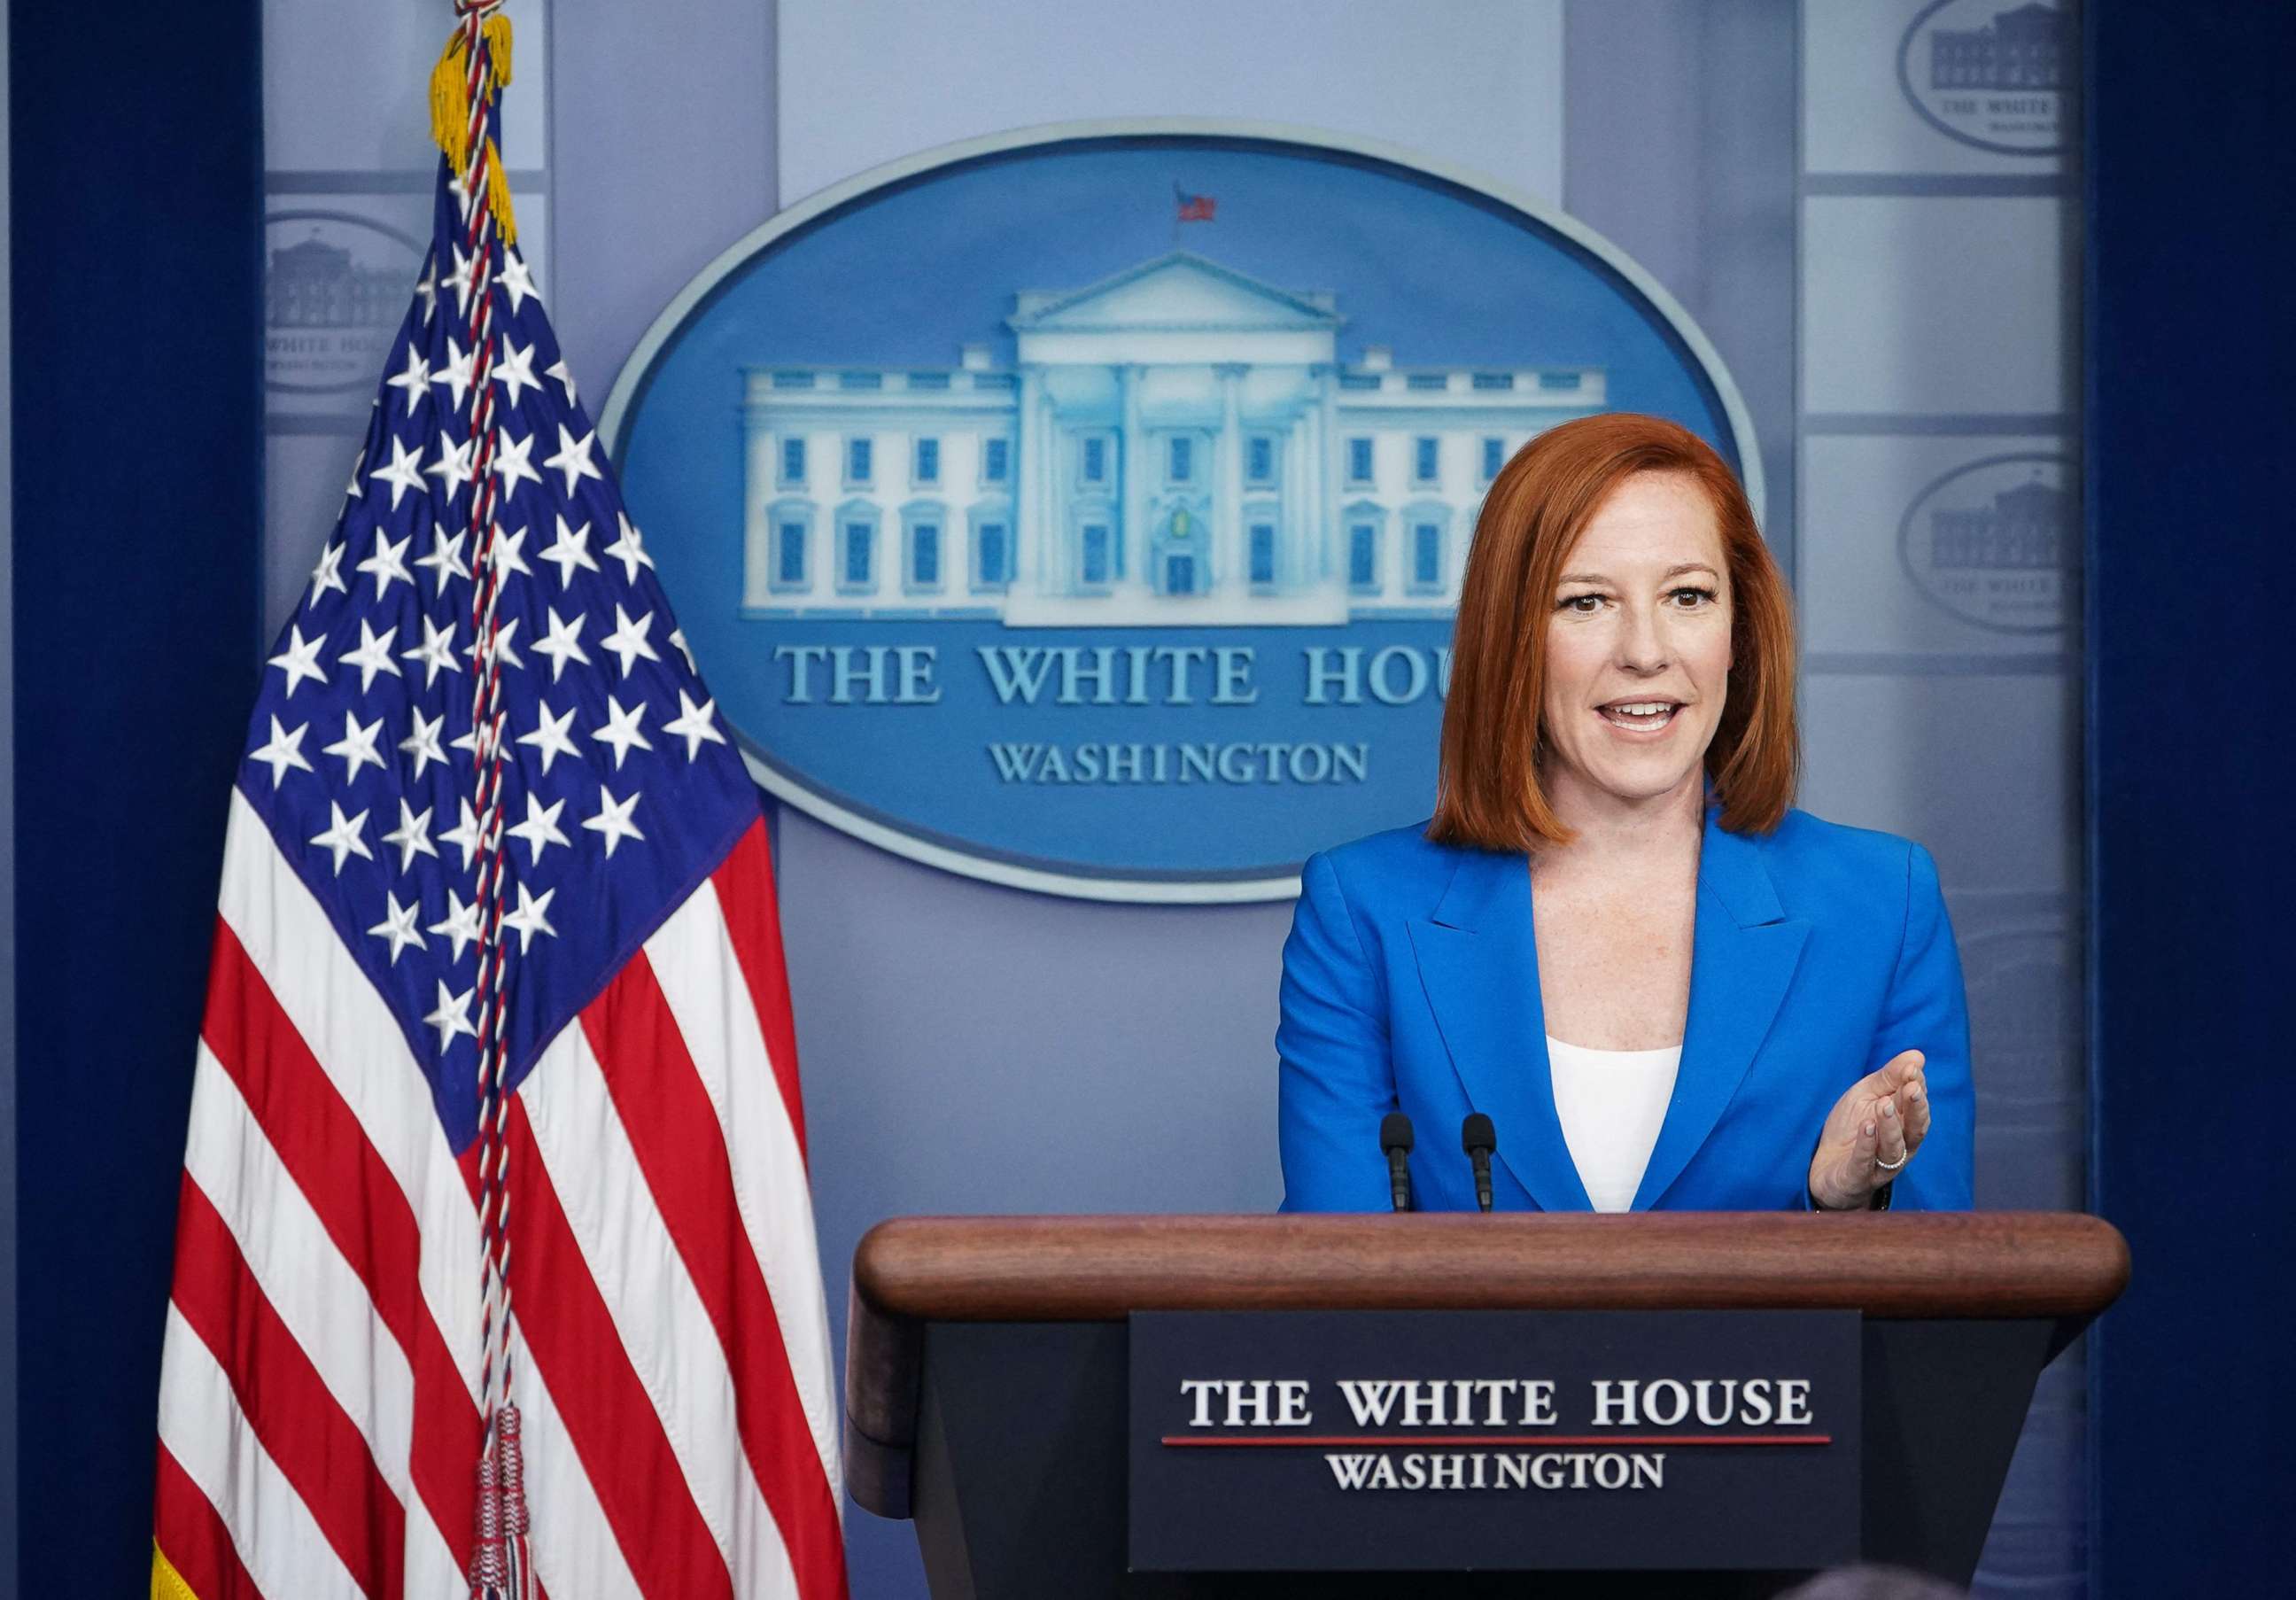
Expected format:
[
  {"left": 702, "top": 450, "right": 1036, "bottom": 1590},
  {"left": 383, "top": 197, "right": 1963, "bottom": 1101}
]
[{"left": 1807, "top": 1049, "right": 1931, "bottom": 1209}]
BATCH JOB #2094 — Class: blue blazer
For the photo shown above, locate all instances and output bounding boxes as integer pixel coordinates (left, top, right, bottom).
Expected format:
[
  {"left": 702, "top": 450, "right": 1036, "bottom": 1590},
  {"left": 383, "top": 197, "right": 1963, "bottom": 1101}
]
[{"left": 1276, "top": 807, "right": 1974, "bottom": 1213}]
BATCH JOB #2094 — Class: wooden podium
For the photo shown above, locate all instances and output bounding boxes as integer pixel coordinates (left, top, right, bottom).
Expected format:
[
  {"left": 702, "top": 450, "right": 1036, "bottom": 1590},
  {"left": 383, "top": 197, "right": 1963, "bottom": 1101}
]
[{"left": 846, "top": 1213, "right": 2127, "bottom": 1597}]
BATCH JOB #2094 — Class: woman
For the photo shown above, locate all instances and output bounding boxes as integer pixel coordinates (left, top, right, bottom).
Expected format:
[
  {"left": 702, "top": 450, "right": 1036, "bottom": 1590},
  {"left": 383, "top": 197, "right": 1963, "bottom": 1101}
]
[{"left": 1277, "top": 412, "right": 1973, "bottom": 1214}]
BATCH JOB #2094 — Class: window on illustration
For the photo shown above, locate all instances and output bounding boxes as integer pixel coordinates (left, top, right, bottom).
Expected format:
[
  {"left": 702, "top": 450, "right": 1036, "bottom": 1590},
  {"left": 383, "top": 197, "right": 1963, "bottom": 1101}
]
[
  {"left": 844, "top": 523, "right": 872, "bottom": 585},
  {"left": 983, "top": 437, "right": 1010, "bottom": 483},
  {"left": 781, "top": 437, "right": 806, "bottom": 485},
  {"left": 1348, "top": 437, "right": 1373, "bottom": 482},
  {"left": 915, "top": 438, "right": 940, "bottom": 485},
  {"left": 1169, "top": 436, "right": 1192, "bottom": 482},
  {"left": 1082, "top": 524, "right": 1111, "bottom": 586},
  {"left": 1349, "top": 524, "right": 1377, "bottom": 589},
  {"left": 977, "top": 523, "right": 1008, "bottom": 586},
  {"left": 777, "top": 521, "right": 805, "bottom": 585},
  {"left": 848, "top": 438, "right": 873, "bottom": 483},
  {"left": 1250, "top": 523, "right": 1276, "bottom": 586}
]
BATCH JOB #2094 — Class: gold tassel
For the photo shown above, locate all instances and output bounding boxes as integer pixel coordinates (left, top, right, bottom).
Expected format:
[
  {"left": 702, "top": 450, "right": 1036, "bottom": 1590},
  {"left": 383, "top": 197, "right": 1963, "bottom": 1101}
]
[
  {"left": 486, "top": 141, "right": 521, "bottom": 246},
  {"left": 427, "top": 18, "right": 520, "bottom": 245}
]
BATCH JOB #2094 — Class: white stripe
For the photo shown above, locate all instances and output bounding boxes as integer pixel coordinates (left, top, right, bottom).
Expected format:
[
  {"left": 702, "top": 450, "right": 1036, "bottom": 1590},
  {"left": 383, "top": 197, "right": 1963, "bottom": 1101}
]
[
  {"left": 180, "top": 1045, "right": 466, "bottom": 1598},
  {"left": 216, "top": 788, "right": 484, "bottom": 1405},
  {"left": 157, "top": 1301, "right": 368, "bottom": 1600},
  {"left": 647, "top": 881, "right": 843, "bottom": 1511},
  {"left": 519, "top": 1027, "right": 803, "bottom": 1596},
  {"left": 512, "top": 1330, "right": 647, "bottom": 1600}
]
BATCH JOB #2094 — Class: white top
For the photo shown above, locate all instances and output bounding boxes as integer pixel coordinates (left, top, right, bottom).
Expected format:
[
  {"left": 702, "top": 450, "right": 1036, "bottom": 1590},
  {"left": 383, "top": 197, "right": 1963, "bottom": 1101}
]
[{"left": 1545, "top": 1035, "right": 1683, "bottom": 1213}]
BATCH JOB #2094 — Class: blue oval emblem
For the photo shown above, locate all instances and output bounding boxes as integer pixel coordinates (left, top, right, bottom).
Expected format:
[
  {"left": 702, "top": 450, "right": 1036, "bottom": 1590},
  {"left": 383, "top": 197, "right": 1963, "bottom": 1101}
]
[
  {"left": 1896, "top": 0, "right": 2073, "bottom": 158},
  {"left": 1897, "top": 451, "right": 2076, "bottom": 635},
  {"left": 604, "top": 125, "right": 1758, "bottom": 899}
]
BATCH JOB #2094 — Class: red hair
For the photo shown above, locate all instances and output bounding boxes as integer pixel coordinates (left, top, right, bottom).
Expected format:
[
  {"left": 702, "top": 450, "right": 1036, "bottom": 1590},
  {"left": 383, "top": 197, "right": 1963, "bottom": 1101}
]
[{"left": 1431, "top": 412, "right": 1798, "bottom": 850}]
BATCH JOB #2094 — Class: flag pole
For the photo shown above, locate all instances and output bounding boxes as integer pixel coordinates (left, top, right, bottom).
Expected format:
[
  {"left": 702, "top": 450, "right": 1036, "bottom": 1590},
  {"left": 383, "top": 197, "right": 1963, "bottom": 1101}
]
[{"left": 431, "top": 3, "right": 535, "bottom": 1596}]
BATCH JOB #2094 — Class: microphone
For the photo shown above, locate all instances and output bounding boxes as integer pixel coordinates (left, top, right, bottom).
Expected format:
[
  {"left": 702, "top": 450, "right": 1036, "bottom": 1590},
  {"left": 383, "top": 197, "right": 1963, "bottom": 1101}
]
[
  {"left": 1379, "top": 1113, "right": 1415, "bottom": 1213},
  {"left": 1462, "top": 1113, "right": 1497, "bottom": 1213}
]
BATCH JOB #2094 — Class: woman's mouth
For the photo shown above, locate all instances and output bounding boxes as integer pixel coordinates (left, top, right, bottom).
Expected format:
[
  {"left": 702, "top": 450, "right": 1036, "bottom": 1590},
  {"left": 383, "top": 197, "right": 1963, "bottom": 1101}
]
[{"left": 1596, "top": 699, "right": 1683, "bottom": 733}]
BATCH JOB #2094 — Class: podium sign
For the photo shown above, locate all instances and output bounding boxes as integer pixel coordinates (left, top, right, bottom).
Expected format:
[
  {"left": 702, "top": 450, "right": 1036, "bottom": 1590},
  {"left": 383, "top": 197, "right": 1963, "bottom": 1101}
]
[{"left": 1129, "top": 1309, "right": 1861, "bottom": 1573}]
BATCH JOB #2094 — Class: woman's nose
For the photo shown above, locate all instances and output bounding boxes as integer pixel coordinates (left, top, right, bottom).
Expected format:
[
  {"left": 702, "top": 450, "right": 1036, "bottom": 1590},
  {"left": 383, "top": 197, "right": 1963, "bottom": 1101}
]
[{"left": 1615, "top": 604, "right": 1669, "bottom": 673}]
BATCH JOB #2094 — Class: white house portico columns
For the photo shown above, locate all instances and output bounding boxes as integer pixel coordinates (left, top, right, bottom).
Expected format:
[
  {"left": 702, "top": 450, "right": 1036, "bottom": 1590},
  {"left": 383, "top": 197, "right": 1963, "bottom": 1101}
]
[
  {"left": 1215, "top": 362, "right": 1245, "bottom": 591},
  {"left": 1015, "top": 362, "right": 1044, "bottom": 594},
  {"left": 1118, "top": 362, "right": 1149, "bottom": 600}
]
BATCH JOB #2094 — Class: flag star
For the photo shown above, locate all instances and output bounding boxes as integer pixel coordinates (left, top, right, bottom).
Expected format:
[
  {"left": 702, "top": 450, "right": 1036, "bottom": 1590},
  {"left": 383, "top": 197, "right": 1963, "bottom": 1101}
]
[
  {"left": 507, "top": 793, "right": 570, "bottom": 865},
  {"left": 337, "top": 619, "right": 404, "bottom": 693},
  {"left": 400, "top": 614, "right": 459, "bottom": 687},
  {"left": 268, "top": 624, "right": 330, "bottom": 698},
  {"left": 663, "top": 690, "right": 727, "bottom": 759},
  {"left": 384, "top": 344, "right": 432, "bottom": 415},
  {"left": 308, "top": 801, "right": 374, "bottom": 875},
  {"left": 368, "top": 891, "right": 426, "bottom": 965},
  {"left": 582, "top": 786, "right": 645, "bottom": 858},
  {"left": 399, "top": 707, "right": 447, "bottom": 779},
  {"left": 248, "top": 716, "right": 312, "bottom": 788},
  {"left": 498, "top": 249, "right": 541, "bottom": 315},
  {"left": 439, "top": 799, "right": 484, "bottom": 870},
  {"left": 516, "top": 699, "right": 581, "bottom": 774},
  {"left": 432, "top": 336, "right": 477, "bottom": 410},
  {"left": 423, "top": 980, "right": 478, "bottom": 1052},
  {"left": 603, "top": 512, "right": 655, "bottom": 583},
  {"left": 493, "top": 336, "right": 543, "bottom": 408},
  {"left": 501, "top": 881, "right": 558, "bottom": 953},
  {"left": 542, "top": 424, "right": 604, "bottom": 498},
  {"left": 491, "top": 425, "right": 543, "bottom": 501},
  {"left": 322, "top": 709, "right": 387, "bottom": 782},
  {"left": 307, "top": 540, "right": 347, "bottom": 604},
  {"left": 425, "top": 431, "right": 477, "bottom": 500},
  {"left": 381, "top": 797, "right": 438, "bottom": 873},
  {"left": 669, "top": 627, "right": 698, "bottom": 674},
  {"left": 601, "top": 604, "right": 661, "bottom": 678},
  {"left": 546, "top": 359, "right": 577, "bottom": 405},
  {"left": 450, "top": 242, "right": 479, "bottom": 313},
  {"left": 591, "top": 694, "right": 653, "bottom": 769},
  {"left": 488, "top": 524, "right": 535, "bottom": 582},
  {"left": 343, "top": 447, "right": 367, "bottom": 506},
  {"left": 354, "top": 529, "right": 414, "bottom": 599},
  {"left": 465, "top": 615, "right": 524, "bottom": 672},
  {"left": 531, "top": 608, "right": 592, "bottom": 682},
  {"left": 539, "top": 515, "right": 600, "bottom": 586},
  {"left": 415, "top": 525, "right": 470, "bottom": 594},
  {"left": 412, "top": 257, "right": 438, "bottom": 323},
  {"left": 368, "top": 435, "right": 428, "bottom": 509}
]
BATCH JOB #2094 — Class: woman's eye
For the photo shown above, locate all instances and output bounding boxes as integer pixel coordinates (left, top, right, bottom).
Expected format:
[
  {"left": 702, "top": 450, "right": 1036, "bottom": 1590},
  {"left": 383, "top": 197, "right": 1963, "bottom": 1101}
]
[
  {"left": 1668, "top": 586, "right": 1718, "bottom": 608},
  {"left": 1557, "top": 594, "right": 1604, "bottom": 614}
]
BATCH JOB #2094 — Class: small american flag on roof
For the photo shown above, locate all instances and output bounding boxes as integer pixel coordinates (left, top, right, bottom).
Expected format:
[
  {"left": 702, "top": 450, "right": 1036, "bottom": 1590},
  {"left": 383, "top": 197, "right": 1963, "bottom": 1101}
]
[
  {"left": 150, "top": 4, "right": 849, "bottom": 1598},
  {"left": 1175, "top": 184, "right": 1217, "bottom": 222}
]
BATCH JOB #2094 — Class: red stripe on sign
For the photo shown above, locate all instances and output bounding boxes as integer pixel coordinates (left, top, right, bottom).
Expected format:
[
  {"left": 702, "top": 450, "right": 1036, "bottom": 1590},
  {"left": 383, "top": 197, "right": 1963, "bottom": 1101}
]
[
  {"left": 169, "top": 1174, "right": 404, "bottom": 1599},
  {"left": 583, "top": 957, "right": 849, "bottom": 1600},
  {"left": 153, "top": 1442, "right": 263, "bottom": 1600},
  {"left": 499, "top": 1097, "right": 737, "bottom": 1600},
  {"left": 200, "top": 918, "right": 483, "bottom": 1572},
  {"left": 709, "top": 819, "right": 810, "bottom": 1160}
]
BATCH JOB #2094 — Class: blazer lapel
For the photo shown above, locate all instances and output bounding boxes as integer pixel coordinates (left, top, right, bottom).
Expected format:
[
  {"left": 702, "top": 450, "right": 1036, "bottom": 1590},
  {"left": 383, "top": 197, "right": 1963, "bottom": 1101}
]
[
  {"left": 1629, "top": 812, "right": 1810, "bottom": 1209},
  {"left": 1408, "top": 850, "right": 1594, "bottom": 1213}
]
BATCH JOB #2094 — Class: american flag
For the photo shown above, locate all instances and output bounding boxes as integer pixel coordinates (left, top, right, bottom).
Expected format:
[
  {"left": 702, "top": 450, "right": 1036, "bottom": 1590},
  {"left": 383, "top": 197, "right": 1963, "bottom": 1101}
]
[
  {"left": 151, "top": 11, "right": 847, "bottom": 1599},
  {"left": 1175, "top": 185, "right": 1217, "bottom": 222}
]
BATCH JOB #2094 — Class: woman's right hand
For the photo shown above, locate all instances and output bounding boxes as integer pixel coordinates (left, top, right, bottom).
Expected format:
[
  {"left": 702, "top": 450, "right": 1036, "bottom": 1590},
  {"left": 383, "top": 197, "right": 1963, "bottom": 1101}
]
[{"left": 1807, "top": 1050, "right": 1930, "bottom": 1209}]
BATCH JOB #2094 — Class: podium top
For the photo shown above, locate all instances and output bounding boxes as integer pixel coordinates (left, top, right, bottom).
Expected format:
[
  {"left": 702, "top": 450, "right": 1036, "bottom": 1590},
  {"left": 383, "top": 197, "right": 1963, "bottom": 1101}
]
[
  {"left": 842, "top": 1213, "right": 2128, "bottom": 1520},
  {"left": 852, "top": 1211, "right": 2129, "bottom": 1323}
]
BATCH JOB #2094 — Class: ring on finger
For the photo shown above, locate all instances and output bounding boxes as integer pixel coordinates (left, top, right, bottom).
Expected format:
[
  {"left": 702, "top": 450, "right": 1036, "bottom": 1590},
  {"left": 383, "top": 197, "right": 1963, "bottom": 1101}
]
[{"left": 1874, "top": 1150, "right": 1907, "bottom": 1171}]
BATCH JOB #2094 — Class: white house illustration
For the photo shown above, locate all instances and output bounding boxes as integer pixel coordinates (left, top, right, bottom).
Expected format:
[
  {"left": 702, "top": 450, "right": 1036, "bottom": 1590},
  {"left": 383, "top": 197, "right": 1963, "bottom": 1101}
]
[{"left": 741, "top": 251, "right": 1606, "bottom": 626}]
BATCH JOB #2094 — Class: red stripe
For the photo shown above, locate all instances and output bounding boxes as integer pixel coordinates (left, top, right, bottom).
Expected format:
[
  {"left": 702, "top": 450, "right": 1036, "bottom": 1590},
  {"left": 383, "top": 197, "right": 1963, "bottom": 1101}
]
[
  {"left": 582, "top": 959, "right": 849, "bottom": 1600},
  {"left": 154, "top": 1442, "right": 263, "bottom": 1600},
  {"left": 199, "top": 919, "right": 482, "bottom": 1573},
  {"left": 169, "top": 1175, "right": 404, "bottom": 1599},
  {"left": 708, "top": 819, "right": 810, "bottom": 1160},
  {"left": 482, "top": 1099, "right": 737, "bottom": 1600}
]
